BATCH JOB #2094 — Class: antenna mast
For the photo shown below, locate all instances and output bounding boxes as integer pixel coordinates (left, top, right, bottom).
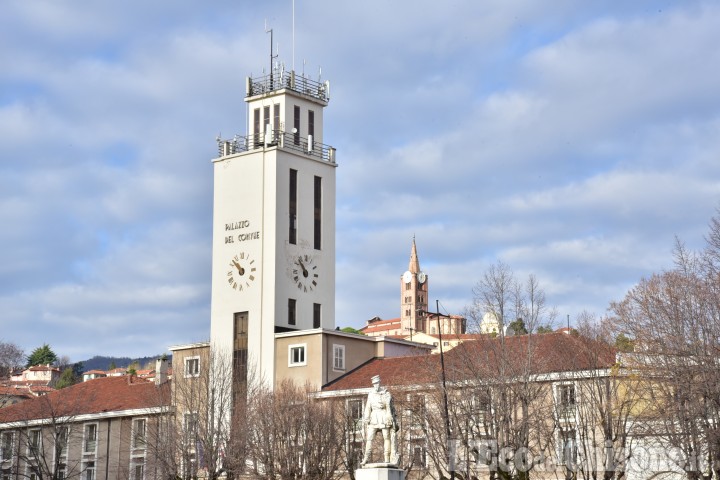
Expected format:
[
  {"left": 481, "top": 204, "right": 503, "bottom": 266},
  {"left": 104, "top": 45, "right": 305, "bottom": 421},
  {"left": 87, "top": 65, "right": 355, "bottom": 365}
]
[
  {"left": 265, "top": 22, "right": 277, "bottom": 86},
  {"left": 292, "top": 0, "right": 296, "bottom": 72}
]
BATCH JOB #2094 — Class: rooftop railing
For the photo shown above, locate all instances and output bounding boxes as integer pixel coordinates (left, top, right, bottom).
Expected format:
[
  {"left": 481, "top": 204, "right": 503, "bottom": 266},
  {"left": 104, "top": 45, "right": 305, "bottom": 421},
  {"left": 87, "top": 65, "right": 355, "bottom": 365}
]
[
  {"left": 246, "top": 71, "right": 329, "bottom": 102},
  {"left": 216, "top": 130, "right": 336, "bottom": 164}
]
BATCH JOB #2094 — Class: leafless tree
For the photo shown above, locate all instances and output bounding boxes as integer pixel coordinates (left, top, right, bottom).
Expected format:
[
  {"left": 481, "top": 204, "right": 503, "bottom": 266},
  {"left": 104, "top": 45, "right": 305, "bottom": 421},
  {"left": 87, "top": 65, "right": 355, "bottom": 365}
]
[
  {"left": 568, "top": 315, "right": 643, "bottom": 480},
  {"left": 145, "top": 348, "right": 251, "bottom": 480},
  {"left": 466, "top": 262, "right": 557, "bottom": 335},
  {"left": 610, "top": 216, "right": 720, "bottom": 480},
  {"left": 0, "top": 391, "right": 94, "bottom": 479},
  {"left": 0, "top": 341, "right": 24, "bottom": 378},
  {"left": 246, "top": 379, "right": 344, "bottom": 480}
]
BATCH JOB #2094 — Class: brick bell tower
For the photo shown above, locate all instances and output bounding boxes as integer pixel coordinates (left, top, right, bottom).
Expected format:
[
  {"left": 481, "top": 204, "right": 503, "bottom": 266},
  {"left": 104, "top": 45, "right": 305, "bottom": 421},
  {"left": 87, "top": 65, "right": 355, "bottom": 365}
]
[{"left": 400, "top": 238, "right": 428, "bottom": 335}]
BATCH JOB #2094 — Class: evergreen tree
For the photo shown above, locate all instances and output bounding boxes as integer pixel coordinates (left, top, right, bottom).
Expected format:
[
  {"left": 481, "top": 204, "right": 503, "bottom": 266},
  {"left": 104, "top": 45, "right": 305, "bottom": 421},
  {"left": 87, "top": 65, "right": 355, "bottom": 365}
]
[
  {"left": 340, "top": 326, "right": 364, "bottom": 335},
  {"left": 26, "top": 343, "right": 58, "bottom": 367},
  {"left": 536, "top": 324, "right": 554, "bottom": 334},
  {"left": 55, "top": 367, "right": 78, "bottom": 389},
  {"left": 614, "top": 333, "right": 635, "bottom": 352},
  {"left": 508, "top": 318, "right": 529, "bottom": 335}
]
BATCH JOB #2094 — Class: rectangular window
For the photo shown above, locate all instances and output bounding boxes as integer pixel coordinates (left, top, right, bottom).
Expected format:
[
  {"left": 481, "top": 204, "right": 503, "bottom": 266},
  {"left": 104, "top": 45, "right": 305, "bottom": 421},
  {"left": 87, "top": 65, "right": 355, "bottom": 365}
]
[
  {"left": 132, "top": 461, "right": 145, "bottom": 480},
  {"left": 83, "top": 461, "right": 95, "bottom": 480},
  {"left": 132, "top": 419, "right": 147, "bottom": 449},
  {"left": 293, "top": 105, "right": 300, "bottom": 145},
  {"left": 57, "top": 427, "right": 68, "bottom": 459},
  {"left": 333, "top": 344, "right": 345, "bottom": 371},
  {"left": 184, "top": 357, "right": 200, "bottom": 378},
  {"left": 253, "top": 108, "right": 261, "bottom": 145},
  {"left": 273, "top": 103, "right": 280, "bottom": 131},
  {"left": 0, "top": 432, "right": 13, "bottom": 462},
  {"left": 308, "top": 110, "right": 315, "bottom": 139},
  {"left": 558, "top": 428, "right": 577, "bottom": 467},
  {"left": 289, "top": 169, "right": 297, "bottom": 245},
  {"left": 273, "top": 104, "right": 280, "bottom": 138},
  {"left": 184, "top": 413, "right": 198, "bottom": 438},
  {"left": 289, "top": 344, "right": 306, "bottom": 366},
  {"left": 313, "top": 303, "right": 321, "bottom": 329},
  {"left": 27, "top": 428, "right": 41, "bottom": 458},
  {"left": 263, "top": 105, "right": 270, "bottom": 136},
  {"left": 83, "top": 424, "right": 97, "bottom": 454},
  {"left": 412, "top": 444, "right": 427, "bottom": 468},
  {"left": 314, "top": 176, "right": 321, "bottom": 250},
  {"left": 347, "top": 398, "right": 363, "bottom": 432},
  {"left": 559, "top": 384, "right": 576, "bottom": 407},
  {"left": 288, "top": 298, "right": 297, "bottom": 326},
  {"left": 408, "top": 394, "right": 426, "bottom": 429},
  {"left": 234, "top": 312, "right": 249, "bottom": 386}
]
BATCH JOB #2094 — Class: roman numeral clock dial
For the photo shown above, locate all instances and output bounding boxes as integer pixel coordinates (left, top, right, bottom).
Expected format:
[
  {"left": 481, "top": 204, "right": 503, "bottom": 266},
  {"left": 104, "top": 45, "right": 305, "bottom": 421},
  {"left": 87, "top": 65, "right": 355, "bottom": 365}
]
[
  {"left": 227, "top": 252, "right": 256, "bottom": 292},
  {"left": 292, "top": 253, "right": 318, "bottom": 292}
]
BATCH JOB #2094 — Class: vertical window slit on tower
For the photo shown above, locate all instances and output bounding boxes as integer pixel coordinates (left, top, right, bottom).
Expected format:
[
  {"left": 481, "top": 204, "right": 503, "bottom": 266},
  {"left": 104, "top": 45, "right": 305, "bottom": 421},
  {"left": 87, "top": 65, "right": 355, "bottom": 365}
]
[
  {"left": 313, "top": 303, "right": 321, "bottom": 328},
  {"left": 289, "top": 169, "right": 297, "bottom": 245},
  {"left": 233, "top": 311, "right": 248, "bottom": 383},
  {"left": 263, "top": 106, "right": 270, "bottom": 137},
  {"left": 288, "top": 298, "right": 297, "bottom": 325},
  {"left": 308, "top": 110, "right": 315, "bottom": 147},
  {"left": 314, "top": 176, "right": 322, "bottom": 250},
  {"left": 273, "top": 104, "right": 280, "bottom": 139},
  {"left": 253, "top": 108, "right": 260, "bottom": 146},
  {"left": 293, "top": 105, "right": 300, "bottom": 145}
]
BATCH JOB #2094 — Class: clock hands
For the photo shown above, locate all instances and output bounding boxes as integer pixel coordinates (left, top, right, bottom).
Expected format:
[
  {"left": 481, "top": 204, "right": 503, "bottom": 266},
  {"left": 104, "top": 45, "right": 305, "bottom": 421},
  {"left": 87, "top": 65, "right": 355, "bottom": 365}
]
[
  {"left": 297, "top": 257, "right": 309, "bottom": 278},
  {"left": 232, "top": 260, "right": 245, "bottom": 276}
]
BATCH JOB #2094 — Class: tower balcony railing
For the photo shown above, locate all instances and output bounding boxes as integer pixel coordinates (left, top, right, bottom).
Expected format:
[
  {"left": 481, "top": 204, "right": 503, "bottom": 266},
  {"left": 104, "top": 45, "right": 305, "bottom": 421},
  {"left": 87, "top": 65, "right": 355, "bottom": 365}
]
[
  {"left": 246, "top": 71, "right": 329, "bottom": 103},
  {"left": 216, "top": 130, "right": 336, "bottom": 164}
]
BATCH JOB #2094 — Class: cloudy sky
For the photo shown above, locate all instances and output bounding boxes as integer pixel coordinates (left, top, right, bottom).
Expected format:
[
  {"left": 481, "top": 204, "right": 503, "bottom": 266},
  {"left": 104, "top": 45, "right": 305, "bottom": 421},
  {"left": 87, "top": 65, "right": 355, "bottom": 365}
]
[{"left": 2, "top": 1, "right": 719, "bottom": 362}]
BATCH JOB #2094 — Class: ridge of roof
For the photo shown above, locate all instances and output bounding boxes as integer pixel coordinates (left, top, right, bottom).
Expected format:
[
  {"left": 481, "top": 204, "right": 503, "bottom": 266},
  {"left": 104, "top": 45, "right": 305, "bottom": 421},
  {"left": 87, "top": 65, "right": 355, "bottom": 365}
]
[
  {"left": 323, "top": 332, "right": 616, "bottom": 392},
  {"left": 0, "top": 375, "right": 170, "bottom": 424}
]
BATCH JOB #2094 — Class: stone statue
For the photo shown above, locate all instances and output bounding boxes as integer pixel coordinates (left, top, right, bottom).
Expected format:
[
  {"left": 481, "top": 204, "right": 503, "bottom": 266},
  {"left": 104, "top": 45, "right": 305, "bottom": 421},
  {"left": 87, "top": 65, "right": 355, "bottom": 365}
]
[{"left": 361, "top": 375, "right": 399, "bottom": 466}]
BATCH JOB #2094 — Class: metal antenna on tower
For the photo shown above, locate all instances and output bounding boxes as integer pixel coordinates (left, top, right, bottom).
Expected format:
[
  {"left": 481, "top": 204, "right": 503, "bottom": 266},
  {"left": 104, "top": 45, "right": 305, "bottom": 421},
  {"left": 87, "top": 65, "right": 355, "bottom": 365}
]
[
  {"left": 292, "top": 0, "right": 296, "bottom": 72},
  {"left": 265, "top": 21, "right": 277, "bottom": 87}
]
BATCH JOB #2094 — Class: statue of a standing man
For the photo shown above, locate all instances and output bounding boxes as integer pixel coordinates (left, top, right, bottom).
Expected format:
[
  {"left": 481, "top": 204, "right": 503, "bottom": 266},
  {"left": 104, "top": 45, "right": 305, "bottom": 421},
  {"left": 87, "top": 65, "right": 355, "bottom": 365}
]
[{"left": 361, "top": 375, "right": 399, "bottom": 465}]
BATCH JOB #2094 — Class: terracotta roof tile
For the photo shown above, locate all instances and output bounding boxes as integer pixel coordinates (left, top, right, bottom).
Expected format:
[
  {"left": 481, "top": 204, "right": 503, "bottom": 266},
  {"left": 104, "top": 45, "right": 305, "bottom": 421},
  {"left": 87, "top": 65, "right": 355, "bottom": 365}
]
[
  {"left": 360, "top": 318, "right": 402, "bottom": 334},
  {"left": 324, "top": 332, "right": 615, "bottom": 392},
  {"left": 0, "top": 376, "right": 170, "bottom": 424}
]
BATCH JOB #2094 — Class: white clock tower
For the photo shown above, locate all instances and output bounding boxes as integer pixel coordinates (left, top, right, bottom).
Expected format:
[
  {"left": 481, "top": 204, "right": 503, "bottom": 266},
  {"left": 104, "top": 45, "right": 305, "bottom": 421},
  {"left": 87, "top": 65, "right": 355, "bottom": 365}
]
[{"left": 210, "top": 66, "right": 337, "bottom": 386}]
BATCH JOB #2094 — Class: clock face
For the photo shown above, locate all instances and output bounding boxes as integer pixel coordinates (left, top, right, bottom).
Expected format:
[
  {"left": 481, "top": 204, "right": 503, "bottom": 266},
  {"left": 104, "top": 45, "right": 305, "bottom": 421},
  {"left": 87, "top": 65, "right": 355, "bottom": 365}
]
[
  {"left": 291, "top": 253, "right": 318, "bottom": 292},
  {"left": 403, "top": 271, "right": 413, "bottom": 283},
  {"left": 417, "top": 271, "right": 427, "bottom": 284},
  {"left": 227, "top": 252, "right": 256, "bottom": 292}
]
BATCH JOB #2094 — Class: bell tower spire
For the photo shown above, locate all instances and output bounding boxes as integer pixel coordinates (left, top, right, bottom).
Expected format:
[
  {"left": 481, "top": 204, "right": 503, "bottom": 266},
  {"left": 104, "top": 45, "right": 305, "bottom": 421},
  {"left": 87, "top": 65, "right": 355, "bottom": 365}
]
[
  {"left": 401, "top": 238, "right": 428, "bottom": 334},
  {"left": 408, "top": 236, "right": 420, "bottom": 273}
]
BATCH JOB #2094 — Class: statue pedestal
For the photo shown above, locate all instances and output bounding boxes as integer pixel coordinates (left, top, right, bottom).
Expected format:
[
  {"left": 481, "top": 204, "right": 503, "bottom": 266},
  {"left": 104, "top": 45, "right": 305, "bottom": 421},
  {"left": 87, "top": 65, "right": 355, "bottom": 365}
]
[{"left": 355, "top": 464, "right": 405, "bottom": 480}]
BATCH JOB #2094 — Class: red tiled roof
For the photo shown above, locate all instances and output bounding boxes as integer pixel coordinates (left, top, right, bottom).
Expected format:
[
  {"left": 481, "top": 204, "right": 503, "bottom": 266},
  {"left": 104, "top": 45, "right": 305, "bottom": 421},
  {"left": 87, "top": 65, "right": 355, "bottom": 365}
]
[
  {"left": 27, "top": 365, "right": 60, "bottom": 372},
  {"left": 0, "top": 376, "right": 170, "bottom": 424},
  {"left": 324, "top": 355, "right": 440, "bottom": 391},
  {"left": 4, "top": 380, "right": 55, "bottom": 387},
  {"left": 360, "top": 318, "right": 402, "bottom": 334},
  {"left": 419, "top": 333, "right": 486, "bottom": 341},
  {"left": 82, "top": 370, "right": 107, "bottom": 375},
  {"left": 324, "top": 332, "right": 616, "bottom": 392},
  {"left": 0, "top": 386, "right": 34, "bottom": 400}
]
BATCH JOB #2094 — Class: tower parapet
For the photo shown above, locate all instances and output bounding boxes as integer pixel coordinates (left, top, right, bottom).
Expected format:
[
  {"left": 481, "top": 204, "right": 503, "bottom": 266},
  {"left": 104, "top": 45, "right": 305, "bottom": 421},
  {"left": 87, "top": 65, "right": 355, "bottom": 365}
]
[
  {"left": 246, "top": 71, "right": 329, "bottom": 103},
  {"left": 216, "top": 69, "right": 335, "bottom": 164}
]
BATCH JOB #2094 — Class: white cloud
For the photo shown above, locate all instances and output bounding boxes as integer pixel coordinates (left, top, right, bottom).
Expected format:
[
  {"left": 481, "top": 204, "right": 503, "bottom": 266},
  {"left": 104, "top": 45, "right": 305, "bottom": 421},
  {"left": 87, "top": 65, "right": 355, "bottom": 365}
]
[{"left": 2, "top": 1, "right": 719, "bottom": 359}]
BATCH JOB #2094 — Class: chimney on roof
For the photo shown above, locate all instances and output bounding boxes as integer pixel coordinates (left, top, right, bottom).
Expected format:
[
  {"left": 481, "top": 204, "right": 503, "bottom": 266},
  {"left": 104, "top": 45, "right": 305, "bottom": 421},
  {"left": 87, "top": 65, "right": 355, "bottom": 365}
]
[{"left": 155, "top": 357, "right": 169, "bottom": 385}]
